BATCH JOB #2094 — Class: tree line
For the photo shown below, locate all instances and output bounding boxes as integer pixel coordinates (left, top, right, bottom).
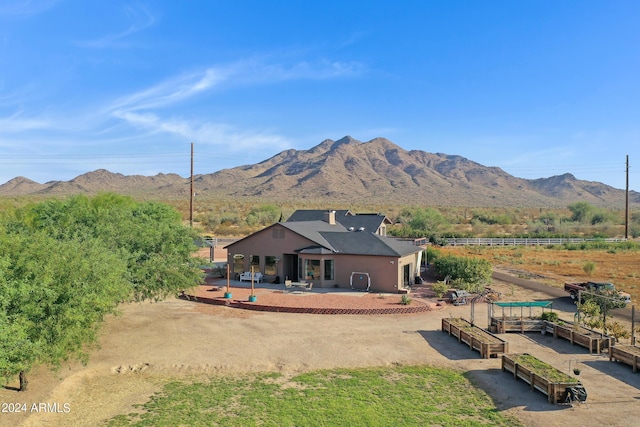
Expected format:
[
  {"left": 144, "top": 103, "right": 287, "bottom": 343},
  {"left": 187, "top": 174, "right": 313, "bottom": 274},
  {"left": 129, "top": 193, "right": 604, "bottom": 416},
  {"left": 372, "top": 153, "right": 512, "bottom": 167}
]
[
  {"left": 0, "top": 194, "right": 203, "bottom": 391},
  {"left": 387, "top": 202, "right": 640, "bottom": 242}
]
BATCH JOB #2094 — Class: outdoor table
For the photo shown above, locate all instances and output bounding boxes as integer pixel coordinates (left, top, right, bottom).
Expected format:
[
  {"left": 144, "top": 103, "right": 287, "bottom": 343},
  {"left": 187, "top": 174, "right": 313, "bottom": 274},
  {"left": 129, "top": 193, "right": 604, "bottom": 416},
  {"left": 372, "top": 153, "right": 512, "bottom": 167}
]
[{"left": 290, "top": 281, "right": 309, "bottom": 293}]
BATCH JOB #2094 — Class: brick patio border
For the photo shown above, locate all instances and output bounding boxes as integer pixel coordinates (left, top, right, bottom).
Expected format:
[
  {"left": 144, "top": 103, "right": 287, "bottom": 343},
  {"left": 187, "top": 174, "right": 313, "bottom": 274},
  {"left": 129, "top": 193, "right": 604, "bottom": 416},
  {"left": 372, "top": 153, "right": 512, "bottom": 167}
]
[{"left": 179, "top": 293, "right": 436, "bottom": 315}]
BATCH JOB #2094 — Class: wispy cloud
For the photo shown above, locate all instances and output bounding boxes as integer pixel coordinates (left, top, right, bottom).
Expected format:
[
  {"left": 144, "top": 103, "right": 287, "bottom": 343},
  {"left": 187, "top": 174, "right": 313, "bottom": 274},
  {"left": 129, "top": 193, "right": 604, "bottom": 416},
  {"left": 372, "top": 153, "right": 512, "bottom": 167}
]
[
  {"left": 0, "top": 112, "right": 52, "bottom": 133},
  {"left": 75, "top": 2, "right": 156, "bottom": 49},
  {"left": 110, "top": 57, "right": 364, "bottom": 114},
  {"left": 231, "top": 57, "right": 365, "bottom": 84},
  {"left": 111, "top": 110, "right": 290, "bottom": 152},
  {"left": 106, "top": 56, "right": 365, "bottom": 148},
  {"left": 0, "top": 52, "right": 365, "bottom": 184},
  {"left": 0, "top": 0, "right": 62, "bottom": 16},
  {"left": 109, "top": 68, "right": 228, "bottom": 112}
]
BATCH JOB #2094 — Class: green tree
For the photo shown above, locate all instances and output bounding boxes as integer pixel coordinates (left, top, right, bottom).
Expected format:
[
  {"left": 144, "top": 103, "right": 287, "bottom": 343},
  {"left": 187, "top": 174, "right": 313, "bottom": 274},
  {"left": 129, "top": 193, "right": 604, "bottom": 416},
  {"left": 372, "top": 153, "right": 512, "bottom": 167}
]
[
  {"left": 568, "top": 202, "right": 594, "bottom": 223},
  {"left": 246, "top": 204, "right": 281, "bottom": 227},
  {"left": 0, "top": 231, "right": 129, "bottom": 391},
  {"left": 577, "top": 299, "right": 603, "bottom": 330},
  {"left": 392, "top": 207, "right": 451, "bottom": 239},
  {"left": 432, "top": 255, "right": 492, "bottom": 293},
  {"left": 0, "top": 194, "right": 204, "bottom": 391}
]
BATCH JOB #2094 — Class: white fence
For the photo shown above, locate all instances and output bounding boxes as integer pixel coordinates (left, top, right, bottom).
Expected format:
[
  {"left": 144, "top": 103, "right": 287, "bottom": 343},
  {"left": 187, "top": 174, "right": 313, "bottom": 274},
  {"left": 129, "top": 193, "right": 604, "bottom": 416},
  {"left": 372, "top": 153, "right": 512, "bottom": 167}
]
[
  {"left": 205, "top": 236, "right": 629, "bottom": 248},
  {"left": 203, "top": 237, "right": 240, "bottom": 247},
  {"left": 444, "top": 237, "right": 628, "bottom": 246}
]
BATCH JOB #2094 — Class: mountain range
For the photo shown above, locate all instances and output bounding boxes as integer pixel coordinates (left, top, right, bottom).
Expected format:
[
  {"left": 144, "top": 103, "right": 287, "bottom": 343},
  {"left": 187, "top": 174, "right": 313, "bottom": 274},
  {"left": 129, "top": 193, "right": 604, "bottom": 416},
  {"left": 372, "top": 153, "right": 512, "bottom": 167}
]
[{"left": 1, "top": 136, "right": 637, "bottom": 208}]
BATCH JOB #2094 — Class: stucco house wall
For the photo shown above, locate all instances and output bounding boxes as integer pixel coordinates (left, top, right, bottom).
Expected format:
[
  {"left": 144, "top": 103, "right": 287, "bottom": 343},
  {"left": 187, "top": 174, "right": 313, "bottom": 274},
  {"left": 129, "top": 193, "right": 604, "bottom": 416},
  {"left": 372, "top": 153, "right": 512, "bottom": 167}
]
[
  {"left": 225, "top": 223, "right": 313, "bottom": 279},
  {"left": 225, "top": 211, "right": 424, "bottom": 293}
]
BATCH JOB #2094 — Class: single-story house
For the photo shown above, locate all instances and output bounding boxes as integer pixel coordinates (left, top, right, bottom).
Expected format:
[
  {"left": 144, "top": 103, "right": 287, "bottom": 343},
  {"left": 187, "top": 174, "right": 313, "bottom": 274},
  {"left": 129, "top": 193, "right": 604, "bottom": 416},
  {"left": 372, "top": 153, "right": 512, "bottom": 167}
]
[{"left": 224, "top": 210, "right": 425, "bottom": 293}]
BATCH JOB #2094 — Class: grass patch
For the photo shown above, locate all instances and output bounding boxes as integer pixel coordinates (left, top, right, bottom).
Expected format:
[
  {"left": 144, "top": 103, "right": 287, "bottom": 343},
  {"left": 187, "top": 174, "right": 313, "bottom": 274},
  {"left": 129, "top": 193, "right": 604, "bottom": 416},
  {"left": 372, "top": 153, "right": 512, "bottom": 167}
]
[
  {"left": 106, "top": 366, "right": 521, "bottom": 426},
  {"left": 511, "top": 354, "right": 578, "bottom": 383}
]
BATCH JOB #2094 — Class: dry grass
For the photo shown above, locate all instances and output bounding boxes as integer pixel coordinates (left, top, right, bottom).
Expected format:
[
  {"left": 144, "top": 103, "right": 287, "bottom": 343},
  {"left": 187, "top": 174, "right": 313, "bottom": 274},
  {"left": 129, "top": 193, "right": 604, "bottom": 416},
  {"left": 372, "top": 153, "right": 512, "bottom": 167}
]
[{"left": 440, "top": 246, "right": 640, "bottom": 302}]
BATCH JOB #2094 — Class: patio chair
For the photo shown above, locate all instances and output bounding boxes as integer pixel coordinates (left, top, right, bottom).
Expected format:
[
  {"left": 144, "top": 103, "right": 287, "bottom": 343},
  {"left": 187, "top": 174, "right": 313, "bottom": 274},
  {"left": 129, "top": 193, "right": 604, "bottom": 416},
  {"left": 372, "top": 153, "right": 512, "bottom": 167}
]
[{"left": 304, "top": 282, "right": 313, "bottom": 292}]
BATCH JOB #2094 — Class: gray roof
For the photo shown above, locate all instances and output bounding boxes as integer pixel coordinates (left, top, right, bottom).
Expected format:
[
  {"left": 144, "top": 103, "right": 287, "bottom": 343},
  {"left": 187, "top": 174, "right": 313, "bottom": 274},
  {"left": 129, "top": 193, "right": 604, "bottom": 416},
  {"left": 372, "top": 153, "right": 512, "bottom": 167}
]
[
  {"left": 286, "top": 209, "right": 390, "bottom": 233},
  {"left": 286, "top": 209, "right": 352, "bottom": 222},
  {"left": 279, "top": 220, "right": 347, "bottom": 252},
  {"left": 319, "top": 231, "right": 421, "bottom": 257},
  {"left": 227, "top": 211, "right": 420, "bottom": 258}
]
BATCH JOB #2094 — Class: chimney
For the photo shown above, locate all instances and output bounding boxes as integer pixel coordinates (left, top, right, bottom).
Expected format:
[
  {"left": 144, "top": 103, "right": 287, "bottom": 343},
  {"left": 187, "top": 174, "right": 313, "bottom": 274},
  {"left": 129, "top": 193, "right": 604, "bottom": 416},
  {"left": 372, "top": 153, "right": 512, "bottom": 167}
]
[{"left": 325, "top": 210, "right": 336, "bottom": 225}]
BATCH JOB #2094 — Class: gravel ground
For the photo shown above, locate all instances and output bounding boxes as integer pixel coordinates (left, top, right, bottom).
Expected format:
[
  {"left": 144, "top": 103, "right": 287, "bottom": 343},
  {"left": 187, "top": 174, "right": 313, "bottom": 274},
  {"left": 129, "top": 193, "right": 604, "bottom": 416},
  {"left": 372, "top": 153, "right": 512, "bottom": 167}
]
[{"left": 2, "top": 275, "right": 640, "bottom": 427}]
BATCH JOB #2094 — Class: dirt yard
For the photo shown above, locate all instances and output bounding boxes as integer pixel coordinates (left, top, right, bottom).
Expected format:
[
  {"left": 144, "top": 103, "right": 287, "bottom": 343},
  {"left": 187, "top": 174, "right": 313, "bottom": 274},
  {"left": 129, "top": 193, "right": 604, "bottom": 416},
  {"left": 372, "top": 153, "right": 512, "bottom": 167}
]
[{"left": 2, "top": 277, "right": 640, "bottom": 427}]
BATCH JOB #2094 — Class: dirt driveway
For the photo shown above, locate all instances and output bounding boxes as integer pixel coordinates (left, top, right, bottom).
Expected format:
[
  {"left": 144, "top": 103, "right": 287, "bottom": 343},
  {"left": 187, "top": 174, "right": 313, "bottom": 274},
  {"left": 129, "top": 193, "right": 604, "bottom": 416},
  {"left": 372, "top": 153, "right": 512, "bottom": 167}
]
[{"left": 2, "top": 278, "right": 640, "bottom": 427}]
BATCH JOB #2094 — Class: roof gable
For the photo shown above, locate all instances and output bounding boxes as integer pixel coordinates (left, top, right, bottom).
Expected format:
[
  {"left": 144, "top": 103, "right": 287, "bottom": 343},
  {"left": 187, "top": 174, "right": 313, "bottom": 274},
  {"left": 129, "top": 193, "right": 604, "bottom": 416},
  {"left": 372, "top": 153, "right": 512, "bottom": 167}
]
[
  {"left": 227, "top": 210, "right": 418, "bottom": 258},
  {"left": 279, "top": 220, "right": 347, "bottom": 252},
  {"left": 286, "top": 209, "right": 390, "bottom": 232},
  {"left": 320, "top": 231, "right": 420, "bottom": 257}
]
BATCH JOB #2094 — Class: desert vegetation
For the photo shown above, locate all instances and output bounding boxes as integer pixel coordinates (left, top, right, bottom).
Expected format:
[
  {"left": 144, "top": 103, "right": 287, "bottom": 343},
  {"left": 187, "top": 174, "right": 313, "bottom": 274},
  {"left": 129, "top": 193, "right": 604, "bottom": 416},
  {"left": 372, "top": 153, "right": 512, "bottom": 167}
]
[
  {"left": 161, "top": 199, "right": 639, "bottom": 240},
  {"left": 0, "top": 194, "right": 203, "bottom": 391}
]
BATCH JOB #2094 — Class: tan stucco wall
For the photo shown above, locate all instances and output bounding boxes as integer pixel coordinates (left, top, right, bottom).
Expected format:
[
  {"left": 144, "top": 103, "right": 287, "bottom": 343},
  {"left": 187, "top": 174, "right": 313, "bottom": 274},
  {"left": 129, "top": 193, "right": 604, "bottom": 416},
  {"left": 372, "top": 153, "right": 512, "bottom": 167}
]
[
  {"left": 225, "top": 224, "right": 314, "bottom": 278},
  {"left": 226, "top": 224, "right": 419, "bottom": 293}
]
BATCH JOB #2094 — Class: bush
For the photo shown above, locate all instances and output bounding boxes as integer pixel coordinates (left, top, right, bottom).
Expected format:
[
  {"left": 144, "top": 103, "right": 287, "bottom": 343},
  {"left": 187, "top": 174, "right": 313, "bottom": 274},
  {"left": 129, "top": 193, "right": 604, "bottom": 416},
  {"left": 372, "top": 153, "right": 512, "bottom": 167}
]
[
  {"left": 540, "top": 311, "right": 559, "bottom": 323},
  {"left": 432, "top": 255, "right": 492, "bottom": 293},
  {"left": 400, "top": 294, "right": 412, "bottom": 305},
  {"left": 582, "top": 261, "right": 597, "bottom": 277},
  {"left": 425, "top": 247, "right": 440, "bottom": 264},
  {"left": 432, "top": 281, "right": 449, "bottom": 298}
]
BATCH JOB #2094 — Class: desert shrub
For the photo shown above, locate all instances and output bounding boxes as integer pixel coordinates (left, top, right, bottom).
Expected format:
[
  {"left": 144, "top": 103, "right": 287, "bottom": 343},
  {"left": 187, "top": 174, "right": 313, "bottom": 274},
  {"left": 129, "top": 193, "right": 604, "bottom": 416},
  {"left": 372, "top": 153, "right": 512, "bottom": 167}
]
[
  {"left": 608, "top": 321, "right": 630, "bottom": 343},
  {"left": 582, "top": 261, "right": 597, "bottom": 277},
  {"left": 432, "top": 281, "right": 449, "bottom": 298},
  {"left": 400, "top": 294, "right": 412, "bottom": 305},
  {"left": 425, "top": 247, "right": 440, "bottom": 264},
  {"left": 432, "top": 255, "right": 492, "bottom": 293}
]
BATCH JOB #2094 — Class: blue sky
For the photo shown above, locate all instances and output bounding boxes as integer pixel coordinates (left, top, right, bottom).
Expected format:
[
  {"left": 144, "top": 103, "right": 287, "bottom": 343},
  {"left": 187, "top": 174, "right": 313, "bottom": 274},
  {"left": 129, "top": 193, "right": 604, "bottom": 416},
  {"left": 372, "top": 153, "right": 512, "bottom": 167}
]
[{"left": 1, "top": 1, "right": 638, "bottom": 191}]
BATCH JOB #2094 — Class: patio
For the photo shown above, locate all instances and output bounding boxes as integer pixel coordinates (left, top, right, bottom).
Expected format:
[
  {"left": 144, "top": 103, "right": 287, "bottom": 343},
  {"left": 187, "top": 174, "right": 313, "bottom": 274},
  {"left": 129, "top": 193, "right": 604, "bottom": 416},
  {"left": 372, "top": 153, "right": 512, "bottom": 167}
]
[{"left": 183, "top": 277, "right": 441, "bottom": 315}]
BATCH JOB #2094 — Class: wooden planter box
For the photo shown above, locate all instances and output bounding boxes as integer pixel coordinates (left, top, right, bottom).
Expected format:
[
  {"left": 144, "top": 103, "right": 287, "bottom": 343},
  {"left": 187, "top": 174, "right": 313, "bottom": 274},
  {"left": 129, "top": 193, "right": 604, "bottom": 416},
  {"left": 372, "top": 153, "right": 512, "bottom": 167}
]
[
  {"left": 549, "top": 322, "right": 613, "bottom": 354},
  {"left": 502, "top": 353, "right": 583, "bottom": 404},
  {"left": 490, "top": 317, "right": 545, "bottom": 334},
  {"left": 490, "top": 318, "right": 612, "bottom": 354},
  {"left": 609, "top": 345, "right": 640, "bottom": 372},
  {"left": 442, "top": 317, "right": 509, "bottom": 359}
]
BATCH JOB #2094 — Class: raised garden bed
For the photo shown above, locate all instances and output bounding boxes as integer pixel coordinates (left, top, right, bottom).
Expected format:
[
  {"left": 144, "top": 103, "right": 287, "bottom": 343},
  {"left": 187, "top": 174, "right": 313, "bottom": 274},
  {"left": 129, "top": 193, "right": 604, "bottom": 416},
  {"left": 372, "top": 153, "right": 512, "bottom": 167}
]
[
  {"left": 502, "top": 353, "right": 585, "bottom": 404},
  {"left": 609, "top": 345, "right": 640, "bottom": 372},
  {"left": 490, "top": 316, "right": 545, "bottom": 334},
  {"left": 442, "top": 317, "right": 509, "bottom": 359},
  {"left": 490, "top": 317, "right": 612, "bottom": 354},
  {"left": 549, "top": 322, "right": 613, "bottom": 354}
]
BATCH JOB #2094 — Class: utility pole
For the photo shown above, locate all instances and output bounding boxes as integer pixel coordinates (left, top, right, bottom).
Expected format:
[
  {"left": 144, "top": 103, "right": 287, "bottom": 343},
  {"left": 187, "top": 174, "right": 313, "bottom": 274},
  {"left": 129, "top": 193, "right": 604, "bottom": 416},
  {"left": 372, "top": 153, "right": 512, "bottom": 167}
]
[
  {"left": 190, "top": 142, "right": 194, "bottom": 228},
  {"left": 625, "top": 155, "right": 629, "bottom": 239}
]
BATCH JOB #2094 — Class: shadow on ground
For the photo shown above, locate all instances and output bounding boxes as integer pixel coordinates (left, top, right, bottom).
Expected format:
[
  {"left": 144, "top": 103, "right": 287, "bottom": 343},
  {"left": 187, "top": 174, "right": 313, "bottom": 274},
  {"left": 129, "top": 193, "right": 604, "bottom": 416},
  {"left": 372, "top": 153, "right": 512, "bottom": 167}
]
[
  {"left": 417, "top": 330, "right": 481, "bottom": 361},
  {"left": 466, "top": 368, "right": 574, "bottom": 413},
  {"left": 583, "top": 358, "right": 640, "bottom": 391}
]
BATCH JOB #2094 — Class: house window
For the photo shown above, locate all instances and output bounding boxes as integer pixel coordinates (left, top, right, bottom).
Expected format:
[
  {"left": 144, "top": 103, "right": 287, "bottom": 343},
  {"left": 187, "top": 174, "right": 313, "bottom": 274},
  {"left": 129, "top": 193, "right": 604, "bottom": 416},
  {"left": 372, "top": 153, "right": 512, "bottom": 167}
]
[
  {"left": 233, "top": 254, "right": 245, "bottom": 274},
  {"left": 305, "top": 259, "right": 320, "bottom": 281},
  {"left": 324, "top": 259, "right": 334, "bottom": 280},
  {"left": 265, "top": 256, "right": 277, "bottom": 275},
  {"left": 249, "top": 255, "right": 260, "bottom": 272},
  {"left": 272, "top": 228, "right": 285, "bottom": 239}
]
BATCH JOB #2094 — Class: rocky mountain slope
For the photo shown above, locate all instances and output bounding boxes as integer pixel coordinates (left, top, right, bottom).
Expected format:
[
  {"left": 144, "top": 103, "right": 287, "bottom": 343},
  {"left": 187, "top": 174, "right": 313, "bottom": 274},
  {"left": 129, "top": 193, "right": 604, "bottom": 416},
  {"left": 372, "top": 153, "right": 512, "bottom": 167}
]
[{"left": 1, "top": 136, "right": 636, "bottom": 208}]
